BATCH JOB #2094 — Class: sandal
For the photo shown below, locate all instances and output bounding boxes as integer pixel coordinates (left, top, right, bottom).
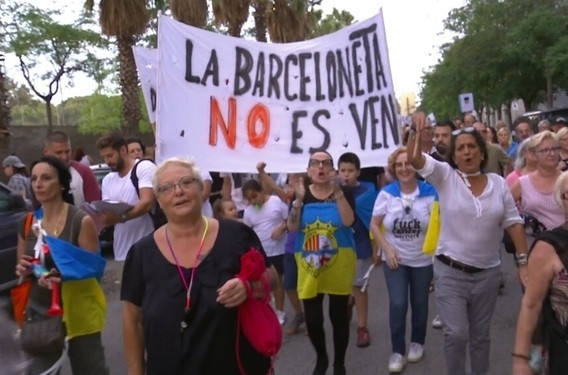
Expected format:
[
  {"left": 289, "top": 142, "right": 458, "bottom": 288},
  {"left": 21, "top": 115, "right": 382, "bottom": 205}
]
[{"left": 356, "top": 326, "right": 371, "bottom": 348}]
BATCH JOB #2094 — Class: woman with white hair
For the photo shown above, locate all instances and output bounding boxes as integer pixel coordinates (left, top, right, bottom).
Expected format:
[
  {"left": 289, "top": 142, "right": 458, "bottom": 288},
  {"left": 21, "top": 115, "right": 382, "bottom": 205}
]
[
  {"left": 121, "top": 157, "right": 277, "bottom": 374},
  {"left": 511, "top": 131, "right": 564, "bottom": 233},
  {"left": 505, "top": 138, "right": 537, "bottom": 188}
]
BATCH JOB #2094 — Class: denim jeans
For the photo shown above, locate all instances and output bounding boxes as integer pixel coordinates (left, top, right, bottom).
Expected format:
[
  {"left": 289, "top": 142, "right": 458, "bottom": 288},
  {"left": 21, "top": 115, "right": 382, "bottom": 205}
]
[{"left": 383, "top": 263, "right": 433, "bottom": 355}]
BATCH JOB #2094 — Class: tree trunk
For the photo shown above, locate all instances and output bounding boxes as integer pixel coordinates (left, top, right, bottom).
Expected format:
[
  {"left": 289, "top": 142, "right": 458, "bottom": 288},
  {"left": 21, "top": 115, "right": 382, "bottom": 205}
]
[
  {"left": 0, "top": 54, "right": 10, "bottom": 131},
  {"left": 117, "top": 35, "right": 141, "bottom": 136},
  {"left": 253, "top": 0, "right": 268, "bottom": 42},
  {"left": 46, "top": 99, "right": 53, "bottom": 134},
  {"left": 546, "top": 77, "right": 553, "bottom": 109}
]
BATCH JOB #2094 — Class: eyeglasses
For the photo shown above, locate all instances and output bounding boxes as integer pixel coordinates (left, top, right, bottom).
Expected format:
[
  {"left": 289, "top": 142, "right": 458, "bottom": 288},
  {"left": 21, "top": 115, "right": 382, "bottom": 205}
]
[
  {"left": 157, "top": 176, "right": 198, "bottom": 195},
  {"left": 309, "top": 159, "right": 333, "bottom": 168},
  {"left": 534, "top": 147, "right": 561, "bottom": 155},
  {"left": 452, "top": 127, "right": 476, "bottom": 136},
  {"left": 394, "top": 162, "right": 412, "bottom": 169}
]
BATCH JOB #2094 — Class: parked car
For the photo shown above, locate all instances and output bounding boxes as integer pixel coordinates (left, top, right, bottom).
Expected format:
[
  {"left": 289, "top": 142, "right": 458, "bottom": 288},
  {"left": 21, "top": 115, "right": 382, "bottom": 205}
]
[
  {"left": 0, "top": 183, "right": 28, "bottom": 294},
  {"left": 90, "top": 163, "right": 111, "bottom": 187}
]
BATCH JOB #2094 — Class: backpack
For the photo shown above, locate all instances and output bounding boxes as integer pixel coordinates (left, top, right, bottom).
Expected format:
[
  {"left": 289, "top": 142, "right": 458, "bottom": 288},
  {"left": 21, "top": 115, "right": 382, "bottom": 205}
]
[{"left": 130, "top": 158, "right": 167, "bottom": 229}]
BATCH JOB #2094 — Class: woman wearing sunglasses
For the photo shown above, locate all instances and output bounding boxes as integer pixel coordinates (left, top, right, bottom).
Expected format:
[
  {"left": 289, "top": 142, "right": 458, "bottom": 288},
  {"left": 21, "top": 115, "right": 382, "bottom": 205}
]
[{"left": 408, "top": 112, "right": 527, "bottom": 375}]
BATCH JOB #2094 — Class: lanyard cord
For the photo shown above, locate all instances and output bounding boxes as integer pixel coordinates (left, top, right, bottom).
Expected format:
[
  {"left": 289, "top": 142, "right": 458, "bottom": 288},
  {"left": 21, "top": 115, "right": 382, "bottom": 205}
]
[{"left": 165, "top": 216, "right": 209, "bottom": 310}]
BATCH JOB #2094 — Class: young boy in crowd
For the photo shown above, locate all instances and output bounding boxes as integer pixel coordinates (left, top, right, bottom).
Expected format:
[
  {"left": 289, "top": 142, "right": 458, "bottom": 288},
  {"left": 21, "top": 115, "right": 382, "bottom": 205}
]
[
  {"left": 212, "top": 198, "right": 239, "bottom": 220},
  {"left": 338, "top": 152, "right": 378, "bottom": 348},
  {"left": 242, "top": 179, "right": 289, "bottom": 324}
]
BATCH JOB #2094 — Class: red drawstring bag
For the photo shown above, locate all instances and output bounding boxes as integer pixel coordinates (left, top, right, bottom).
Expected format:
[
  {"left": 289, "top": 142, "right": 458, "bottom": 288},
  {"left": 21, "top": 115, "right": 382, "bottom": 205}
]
[{"left": 235, "top": 248, "right": 282, "bottom": 375}]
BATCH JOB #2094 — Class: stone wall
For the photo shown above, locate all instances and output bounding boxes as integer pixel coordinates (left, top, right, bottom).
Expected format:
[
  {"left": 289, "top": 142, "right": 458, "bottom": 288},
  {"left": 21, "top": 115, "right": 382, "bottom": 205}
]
[{"left": 0, "top": 126, "right": 155, "bottom": 184}]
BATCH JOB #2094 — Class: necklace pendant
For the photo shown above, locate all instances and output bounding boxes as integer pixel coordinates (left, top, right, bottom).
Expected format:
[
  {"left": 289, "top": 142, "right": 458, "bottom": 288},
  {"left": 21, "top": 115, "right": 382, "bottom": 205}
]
[{"left": 180, "top": 320, "right": 188, "bottom": 332}]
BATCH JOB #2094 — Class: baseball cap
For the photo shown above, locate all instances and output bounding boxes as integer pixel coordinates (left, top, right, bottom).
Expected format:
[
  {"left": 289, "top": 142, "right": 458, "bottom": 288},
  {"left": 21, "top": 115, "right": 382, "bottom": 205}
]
[
  {"left": 554, "top": 117, "right": 567, "bottom": 125},
  {"left": 2, "top": 155, "right": 25, "bottom": 168}
]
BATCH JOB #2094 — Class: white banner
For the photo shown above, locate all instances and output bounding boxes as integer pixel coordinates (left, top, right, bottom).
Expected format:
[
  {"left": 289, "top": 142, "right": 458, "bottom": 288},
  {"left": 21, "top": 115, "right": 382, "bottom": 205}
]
[
  {"left": 133, "top": 46, "right": 158, "bottom": 124},
  {"left": 155, "top": 10, "right": 399, "bottom": 173}
]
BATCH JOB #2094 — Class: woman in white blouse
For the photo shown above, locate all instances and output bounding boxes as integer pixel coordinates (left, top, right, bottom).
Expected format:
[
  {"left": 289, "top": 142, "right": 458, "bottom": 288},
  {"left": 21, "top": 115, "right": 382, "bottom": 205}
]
[{"left": 408, "top": 112, "right": 527, "bottom": 375}]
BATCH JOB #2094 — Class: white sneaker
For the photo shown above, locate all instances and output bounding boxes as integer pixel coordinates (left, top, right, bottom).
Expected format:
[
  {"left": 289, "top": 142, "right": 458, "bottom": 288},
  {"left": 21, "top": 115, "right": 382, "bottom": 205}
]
[
  {"left": 276, "top": 310, "right": 286, "bottom": 325},
  {"left": 388, "top": 353, "right": 406, "bottom": 373},
  {"left": 407, "top": 342, "right": 424, "bottom": 362},
  {"left": 431, "top": 314, "right": 442, "bottom": 329}
]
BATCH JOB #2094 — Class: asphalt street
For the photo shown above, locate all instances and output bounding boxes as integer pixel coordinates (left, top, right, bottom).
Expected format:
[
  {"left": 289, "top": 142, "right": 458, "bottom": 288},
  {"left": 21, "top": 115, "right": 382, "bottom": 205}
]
[{"left": 58, "top": 248, "right": 522, "bottom": 375}]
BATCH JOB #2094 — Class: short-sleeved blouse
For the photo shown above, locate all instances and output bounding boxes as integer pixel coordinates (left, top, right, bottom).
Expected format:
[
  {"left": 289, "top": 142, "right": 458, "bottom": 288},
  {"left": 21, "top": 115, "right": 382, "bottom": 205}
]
[{"left": 121, "top": 219, "right": 271, "bottom": 375}]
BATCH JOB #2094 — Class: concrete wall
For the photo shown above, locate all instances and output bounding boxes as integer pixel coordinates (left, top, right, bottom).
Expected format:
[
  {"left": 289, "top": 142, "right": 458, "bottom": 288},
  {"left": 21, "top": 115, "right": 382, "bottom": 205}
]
[{"left": 0, "top": 126, "right": 155, "bottom": 184}]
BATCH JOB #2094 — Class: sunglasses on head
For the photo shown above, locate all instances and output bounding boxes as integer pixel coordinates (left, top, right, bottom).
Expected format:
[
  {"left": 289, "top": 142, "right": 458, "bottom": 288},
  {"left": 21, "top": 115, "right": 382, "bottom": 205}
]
[{"left": 451, "top": 127, "right": 476, "bottom": 136}]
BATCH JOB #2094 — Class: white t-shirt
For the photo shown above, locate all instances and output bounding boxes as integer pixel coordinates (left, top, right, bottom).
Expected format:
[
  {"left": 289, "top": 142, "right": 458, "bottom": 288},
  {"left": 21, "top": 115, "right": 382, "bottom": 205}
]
[
  {"left": 373, "top": 186, "right": 434, "bottom": 267},
  {"left": 69, "top": 166, "right": 86, "bottom": 208},
  {"left": 200, "top": 170, "right": 213, "bottom": 217},
  {"left": 243, "top": 195, "right": 288, "bottom": 257},
  {"left": 418, "top": 154, "right": 523, "bottom": 268},
  {"left": 101, "top": 160, "right": 156, "bottom": 261}
]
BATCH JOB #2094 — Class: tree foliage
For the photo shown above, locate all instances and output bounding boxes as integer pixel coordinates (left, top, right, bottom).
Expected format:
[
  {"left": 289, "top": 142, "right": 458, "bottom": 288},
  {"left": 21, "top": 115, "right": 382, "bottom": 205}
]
[
  {"left": 1, "top": 2, "right": 109, "bottom": 133},
  {"left": 420, "top": 0, "right": 568, "bottom": 120}
]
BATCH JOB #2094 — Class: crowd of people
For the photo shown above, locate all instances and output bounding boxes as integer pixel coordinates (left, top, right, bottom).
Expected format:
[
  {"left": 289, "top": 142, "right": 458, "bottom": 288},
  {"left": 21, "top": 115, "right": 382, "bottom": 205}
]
[{"left": 4, "top": 112, "right": 568, "bottom": 374}]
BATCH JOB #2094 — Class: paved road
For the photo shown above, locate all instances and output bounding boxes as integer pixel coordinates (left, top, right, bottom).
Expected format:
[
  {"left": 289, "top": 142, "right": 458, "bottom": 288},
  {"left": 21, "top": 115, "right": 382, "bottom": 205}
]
[{"left": 60, "top": 249, "right": 522, "bottom": 374}]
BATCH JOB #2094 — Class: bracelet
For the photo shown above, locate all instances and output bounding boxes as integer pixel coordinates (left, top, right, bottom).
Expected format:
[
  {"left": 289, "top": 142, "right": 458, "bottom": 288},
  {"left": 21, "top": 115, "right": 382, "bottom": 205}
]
[
  {"left": 333, "top": 190, "right": 345, "bottom": 201},
  {"left": 515, "top": 253, "right": 528, "bottom": 266},
  {"left": 292, "top": 200, "right": 303, "bottom": 209},
  {"left": 511, "top": 352, "right": 530, "bottom": 361}
]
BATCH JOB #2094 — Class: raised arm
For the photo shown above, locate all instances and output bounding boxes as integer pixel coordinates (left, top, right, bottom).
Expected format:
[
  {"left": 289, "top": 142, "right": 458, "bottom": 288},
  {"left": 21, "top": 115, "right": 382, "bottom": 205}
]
[
  {"left": 407, "top": 112, "right": 427, "bottom": 170},
  {"left": 287, "top": 177, "right": 305, "bottom": 232},
  {"left": 257, "top": 162, "right": 290, "bottom": 203}
]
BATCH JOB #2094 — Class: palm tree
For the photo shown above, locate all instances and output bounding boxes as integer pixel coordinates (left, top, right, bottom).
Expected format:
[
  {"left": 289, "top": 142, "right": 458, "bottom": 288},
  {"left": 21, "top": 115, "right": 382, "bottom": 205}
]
[
  {"left": 267, "top": 0, "right": 309, "bottom": 43},
  {"left": 100, "top": 0, "right": 149, "bottom": 135},
  {"left": 251, "top": 0, "right": 269, "bottom": 42},
  {"left": 212, "top": 0, "right": 250, "bottom": 37},
  {"left": 85, "top": 0, "right": 149, "bottom": 135},
  {"left": 169, "top": 0, "right": 207, "bottom": 27}
]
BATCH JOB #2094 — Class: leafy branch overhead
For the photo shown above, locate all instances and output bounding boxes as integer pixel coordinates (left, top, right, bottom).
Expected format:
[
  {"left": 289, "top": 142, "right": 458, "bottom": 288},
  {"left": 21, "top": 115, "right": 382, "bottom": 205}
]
[
  {"left": 1, "top": 2, "right": 110, "bottom": 132},
  {"left": 420, "top": 0, "right": 568, "bottom": 121}
]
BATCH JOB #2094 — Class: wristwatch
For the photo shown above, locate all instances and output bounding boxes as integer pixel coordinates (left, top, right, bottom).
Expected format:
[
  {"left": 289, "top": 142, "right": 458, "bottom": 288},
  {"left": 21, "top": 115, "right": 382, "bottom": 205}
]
[{"left": 121, "top": 213, "right": 128, "bottom": 223}]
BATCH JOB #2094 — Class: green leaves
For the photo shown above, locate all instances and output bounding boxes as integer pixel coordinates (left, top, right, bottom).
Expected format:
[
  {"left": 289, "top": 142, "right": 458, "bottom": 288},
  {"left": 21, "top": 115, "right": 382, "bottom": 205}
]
[
  {"left": 421, "top": 0, "right": 568, "bottom": 119},
  {"left": 1, "top": 1, "right": 110, "bottom": 130}
]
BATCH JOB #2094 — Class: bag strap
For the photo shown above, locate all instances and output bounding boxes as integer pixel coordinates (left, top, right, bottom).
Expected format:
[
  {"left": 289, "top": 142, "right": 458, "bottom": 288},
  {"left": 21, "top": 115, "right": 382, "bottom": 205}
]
[
  {"left": 130, "top": 158, "right": 155, "bottom": 197},
  {"left": 24, "top": 212, "right": 33, "bottom": 239}
]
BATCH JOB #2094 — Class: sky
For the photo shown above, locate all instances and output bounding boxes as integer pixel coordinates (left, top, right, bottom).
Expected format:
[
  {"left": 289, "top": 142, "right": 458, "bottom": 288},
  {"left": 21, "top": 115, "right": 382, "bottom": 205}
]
[{"left": 5, "top": 0, "right": 466, "bottom": 104}]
